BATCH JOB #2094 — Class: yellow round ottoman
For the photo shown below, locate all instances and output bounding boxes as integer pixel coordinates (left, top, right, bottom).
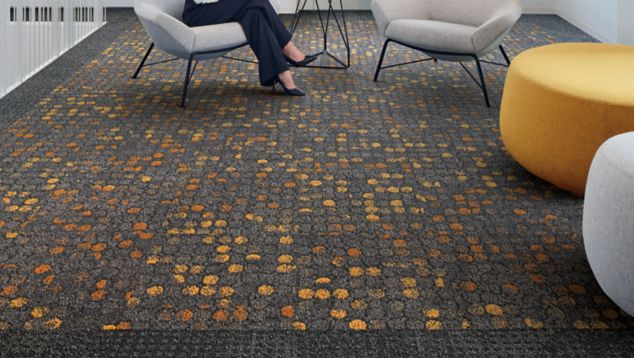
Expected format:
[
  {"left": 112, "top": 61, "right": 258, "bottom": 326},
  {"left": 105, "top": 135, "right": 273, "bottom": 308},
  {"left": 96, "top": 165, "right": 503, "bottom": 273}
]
[{"left": 500, "top": 43, "right": 634, "bottom": 195}]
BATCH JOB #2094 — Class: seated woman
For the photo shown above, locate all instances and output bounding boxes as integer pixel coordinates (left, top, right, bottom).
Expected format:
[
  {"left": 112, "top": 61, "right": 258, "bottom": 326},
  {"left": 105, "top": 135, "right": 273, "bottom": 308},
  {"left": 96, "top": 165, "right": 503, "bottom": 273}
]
[{"left": 183, "top": 0, "right": 316, "bottom": 96}]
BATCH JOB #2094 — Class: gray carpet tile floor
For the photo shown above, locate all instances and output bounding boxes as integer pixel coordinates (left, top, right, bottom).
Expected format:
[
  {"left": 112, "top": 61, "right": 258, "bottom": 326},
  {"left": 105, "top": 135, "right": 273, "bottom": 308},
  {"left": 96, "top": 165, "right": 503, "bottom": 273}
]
[{"left": 1, "top": 8, "right": 633, "bottom": 357}]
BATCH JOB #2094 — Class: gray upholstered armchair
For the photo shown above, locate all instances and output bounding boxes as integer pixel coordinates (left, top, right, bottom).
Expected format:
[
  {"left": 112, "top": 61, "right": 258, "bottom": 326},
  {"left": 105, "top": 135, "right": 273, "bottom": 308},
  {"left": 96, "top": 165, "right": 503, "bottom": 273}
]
[
  {"left": 371, "top": 0, "right": 521, "bottom": 106},
  {"left": 132, "top": 0, "right": 279, "bottom": 107}
]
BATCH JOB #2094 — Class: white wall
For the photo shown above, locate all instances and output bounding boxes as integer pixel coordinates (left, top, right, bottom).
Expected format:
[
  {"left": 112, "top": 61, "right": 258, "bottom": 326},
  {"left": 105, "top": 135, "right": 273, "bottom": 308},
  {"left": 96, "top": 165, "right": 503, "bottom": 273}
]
[
  {"left": 557, "top": 0, "right": 619, "bottom": 43},
  {"left": 107, "top": 0, "right": 373, "bottom": 12},
  {"left": 107, "top": 0, "right": 374, "bottom": 10},
  {"left": 618, "top": 0, "right": 634, "bottom": 44},
  {"left": 107, "top": 0, "right": 634, "bottom": 44},
  {"left": 109, "top": 0, "right": 132, "bottom": 6},
  {"left": 521, "top": 0, "right": 556, "bottom": 14},
  {"left": 277, "top": 0, "right": 555, "bottom": 13},
  {"left": 278, "top": 0, "right": 370, "bottom": 12},
  {"left": 107, "top": 0, "right": 557, "bottom": 13},
  {"left": 556, "top": 0, "right": 633, "bottom": 45}
]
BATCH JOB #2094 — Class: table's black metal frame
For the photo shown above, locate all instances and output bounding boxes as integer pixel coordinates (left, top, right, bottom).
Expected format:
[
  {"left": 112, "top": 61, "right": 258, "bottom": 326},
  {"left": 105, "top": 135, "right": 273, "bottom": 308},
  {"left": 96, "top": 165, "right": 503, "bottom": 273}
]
[{"left": 289, "top": 0, "right": 350, "bottom": 69}]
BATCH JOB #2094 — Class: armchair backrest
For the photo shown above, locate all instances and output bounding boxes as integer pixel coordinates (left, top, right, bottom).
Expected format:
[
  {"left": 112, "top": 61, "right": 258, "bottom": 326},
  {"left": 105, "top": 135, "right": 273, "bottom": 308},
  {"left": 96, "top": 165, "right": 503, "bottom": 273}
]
[
  {"left": 428, "top": 0, "right": 520, "bottom": 27},
  {"left": 371, "top": 0, "right": 429, "bottom": 38},
  {"left": 136, "top": 0, "right": 184, "bottom": 20},
  {"left": 133, "top": 0, "right": 281, "bottom": 58},
  {"left": 134, "top": 0, "right": 195, "bottom": 58}
]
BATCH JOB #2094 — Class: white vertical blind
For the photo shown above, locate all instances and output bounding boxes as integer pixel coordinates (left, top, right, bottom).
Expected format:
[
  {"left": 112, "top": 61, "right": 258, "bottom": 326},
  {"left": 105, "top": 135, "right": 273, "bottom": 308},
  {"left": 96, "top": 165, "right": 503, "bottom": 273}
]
[{"left": 0, "top": 0, "right": 106, "bottom": 98}]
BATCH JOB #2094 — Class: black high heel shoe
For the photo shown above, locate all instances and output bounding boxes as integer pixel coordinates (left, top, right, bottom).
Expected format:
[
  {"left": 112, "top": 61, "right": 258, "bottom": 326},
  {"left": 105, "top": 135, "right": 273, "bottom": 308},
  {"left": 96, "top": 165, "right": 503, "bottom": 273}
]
[
  {"left": 272, "top": 78, "right": 305, "bottom": 97},
  {"left": 284, "top": 54, "right": 318, "bottom": 68}
]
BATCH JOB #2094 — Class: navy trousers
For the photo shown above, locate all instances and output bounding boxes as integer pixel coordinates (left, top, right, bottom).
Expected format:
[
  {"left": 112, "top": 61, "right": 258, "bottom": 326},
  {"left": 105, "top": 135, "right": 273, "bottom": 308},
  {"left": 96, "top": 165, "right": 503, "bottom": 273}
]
[{"left": 183, "top": 0, "right": 292, "bottom": 86}]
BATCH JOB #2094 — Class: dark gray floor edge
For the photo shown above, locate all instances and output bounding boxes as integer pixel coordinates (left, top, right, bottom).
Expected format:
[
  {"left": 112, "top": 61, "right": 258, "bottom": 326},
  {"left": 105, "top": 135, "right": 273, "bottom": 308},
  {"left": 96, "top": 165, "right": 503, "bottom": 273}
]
[
  {"left": 0, "top": 9, "right": 138, "bottom": 126},
  {"left": 1, "top": 330, "right": 634, "bottom": 357}
]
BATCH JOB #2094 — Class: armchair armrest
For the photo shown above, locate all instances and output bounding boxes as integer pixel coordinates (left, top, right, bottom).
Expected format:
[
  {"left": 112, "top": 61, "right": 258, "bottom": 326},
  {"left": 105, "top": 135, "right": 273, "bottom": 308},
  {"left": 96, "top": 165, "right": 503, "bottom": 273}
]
[
  {"left": 472, "top": 3, "right": 521, "bottom": 54},
  {"left": 135, "top": 0, "right": 196, "bottom": 58},
  {"left": 371, "top": 0, "right": 428, "bottom": 37}
]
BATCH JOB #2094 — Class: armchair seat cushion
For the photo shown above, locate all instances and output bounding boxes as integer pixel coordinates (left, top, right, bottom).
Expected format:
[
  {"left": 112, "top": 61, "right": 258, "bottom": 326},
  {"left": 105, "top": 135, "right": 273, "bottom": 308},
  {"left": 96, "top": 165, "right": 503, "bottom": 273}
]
[
  {"left": 386, "top": 20, "right": 477, "bottom": 54},
  {"left": 372, "top": 0, "right": 521, "bottom": 59},
  {"left": 134, "top": 0, "right": 280, "bottom": 59},
  {"left": 191, "top": 22, "right": 247, "bottom": 54}
]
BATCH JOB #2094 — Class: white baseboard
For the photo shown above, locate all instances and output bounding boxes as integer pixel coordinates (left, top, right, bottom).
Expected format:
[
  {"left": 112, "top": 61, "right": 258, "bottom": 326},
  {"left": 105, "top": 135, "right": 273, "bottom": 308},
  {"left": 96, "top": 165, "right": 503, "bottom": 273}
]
[
  {"left": 108, "top": 0, "right": 132, "bottom": 6},
  {"left": 280, "top": 5, "right": 558, "bottom": 15},
  {"left": 522, "top": 7, "right": 557, "bottom": 14},
  {"left": 108, "top": 3, "right": 557, "bottom": 15},
  {"left": 280, "top": 5, "right": 298, "bottom": 14},
  {"left": 279, "top": 4, "right": 368, "bottom": 13}
]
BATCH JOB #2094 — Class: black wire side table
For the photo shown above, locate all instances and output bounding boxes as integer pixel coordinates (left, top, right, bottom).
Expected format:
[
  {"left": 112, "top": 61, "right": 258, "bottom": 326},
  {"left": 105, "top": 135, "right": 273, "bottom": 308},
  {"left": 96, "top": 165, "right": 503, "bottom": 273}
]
[{"left": 289, "top": 0, "right": 351, "bottom": 69}]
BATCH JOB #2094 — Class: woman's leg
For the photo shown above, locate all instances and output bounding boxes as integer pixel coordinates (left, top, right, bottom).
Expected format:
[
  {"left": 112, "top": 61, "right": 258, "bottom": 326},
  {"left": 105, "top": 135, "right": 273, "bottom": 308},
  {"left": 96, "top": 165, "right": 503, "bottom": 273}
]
[
  {"left": 238, "top": 8, "right": 291, "bottom": 86},
  {"left": 239, "top": 0, "right": 292, "bottom": 48},
  {"left": 282, "top": 42, "right": 307, "bottom": 62},
  {"left": 183, "top": 0, "right": 302, "bottom": 88},
  {"left": 238, "top": 0, "right": 308, "bottom": 62}
]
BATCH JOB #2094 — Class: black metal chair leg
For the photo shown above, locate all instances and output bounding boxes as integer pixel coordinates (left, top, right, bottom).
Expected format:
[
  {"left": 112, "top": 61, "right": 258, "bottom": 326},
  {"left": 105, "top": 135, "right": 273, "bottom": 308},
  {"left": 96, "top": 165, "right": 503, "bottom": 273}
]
[
  {"left": 132, "top": 42, "right": 154, "bottom": 79},
  {"left": 474, "top": 57, "right": 490, "bottom": 107},
  {"left": 374, "top": 40, "right": 390, "bottom": 82},
  {"left": 499, "top": 45, "right": 511, "bottom": 66},
  {"left": 180, "top": 55, "right": 195, "bottom": 108}
]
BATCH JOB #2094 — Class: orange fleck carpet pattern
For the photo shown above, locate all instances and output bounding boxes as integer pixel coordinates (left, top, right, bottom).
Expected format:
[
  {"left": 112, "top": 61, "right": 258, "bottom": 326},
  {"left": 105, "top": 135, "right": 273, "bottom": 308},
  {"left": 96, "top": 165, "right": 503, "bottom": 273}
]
[{"left": 0, "top": 10, "right": 632, "bottom": 337}]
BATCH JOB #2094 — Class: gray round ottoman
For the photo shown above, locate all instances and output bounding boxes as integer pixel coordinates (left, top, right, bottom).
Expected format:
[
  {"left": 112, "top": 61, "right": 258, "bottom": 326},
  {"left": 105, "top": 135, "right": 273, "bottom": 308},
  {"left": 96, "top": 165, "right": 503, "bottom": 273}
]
[{"left": 583, "top": 132, "right": 634, "bottom": 316}]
